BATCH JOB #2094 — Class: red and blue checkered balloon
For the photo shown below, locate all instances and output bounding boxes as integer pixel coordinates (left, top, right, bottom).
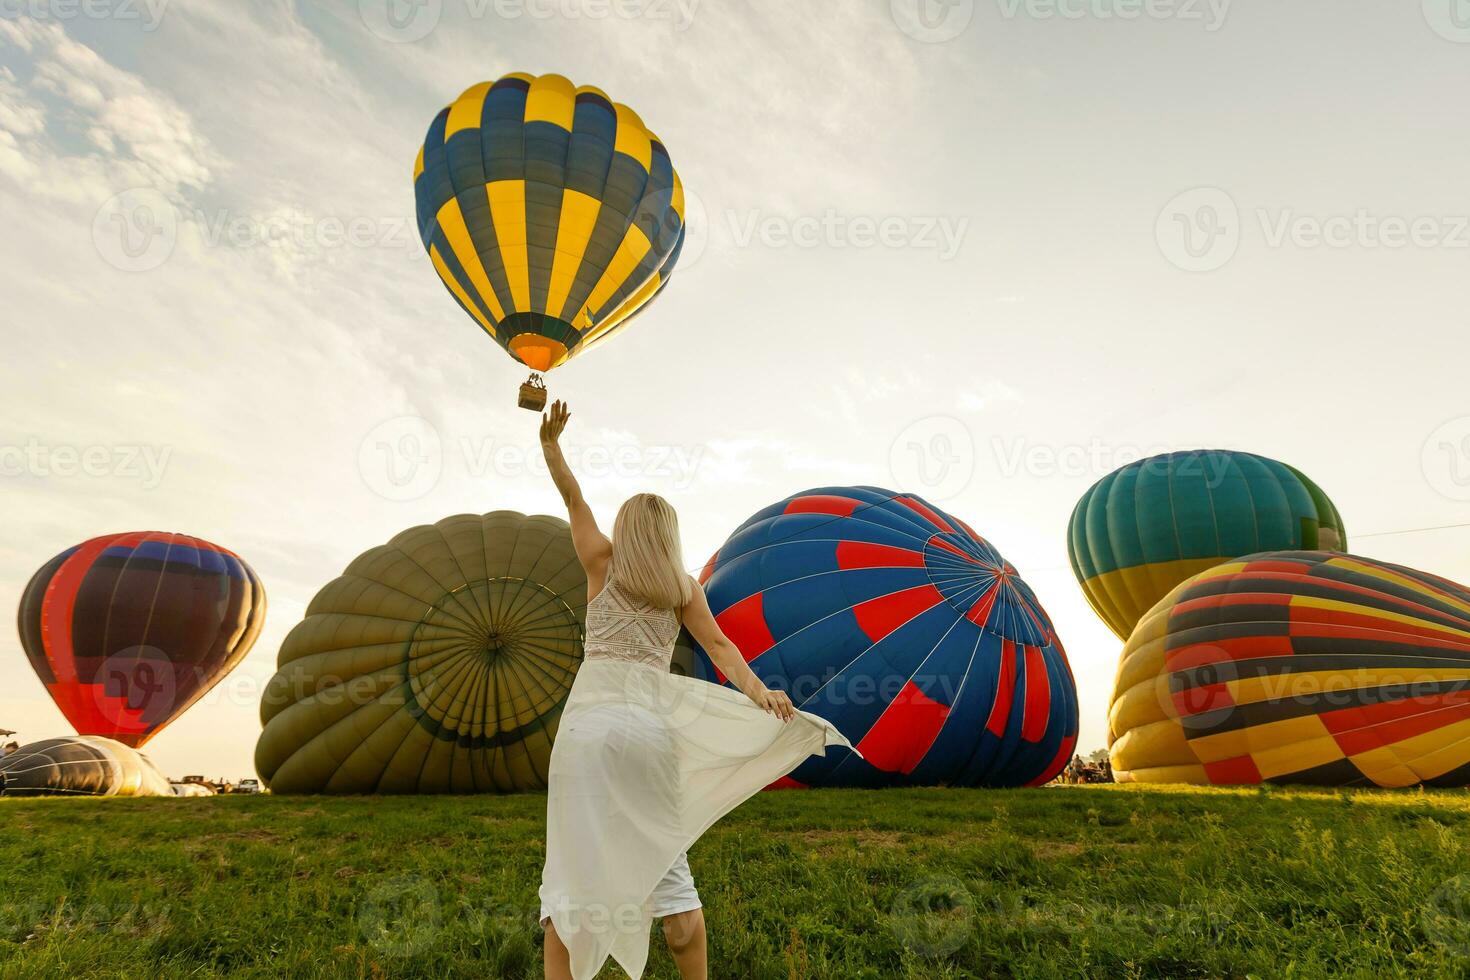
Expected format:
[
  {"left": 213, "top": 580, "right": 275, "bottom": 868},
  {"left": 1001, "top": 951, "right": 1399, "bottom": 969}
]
[{"left": 688, "top": 487, "right": 1078, "bottom": 788}]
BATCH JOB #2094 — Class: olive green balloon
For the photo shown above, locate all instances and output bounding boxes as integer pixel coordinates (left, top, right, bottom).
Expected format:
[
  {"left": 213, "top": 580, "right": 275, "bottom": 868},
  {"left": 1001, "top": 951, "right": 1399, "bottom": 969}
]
[{"left": 256, "top": 512, "right": 587, "bottom": 794}]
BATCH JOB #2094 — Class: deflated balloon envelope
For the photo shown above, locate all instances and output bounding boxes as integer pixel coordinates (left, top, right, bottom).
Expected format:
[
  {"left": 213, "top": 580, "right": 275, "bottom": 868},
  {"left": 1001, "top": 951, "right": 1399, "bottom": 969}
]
[
  {"left": 1109, "top": 551, "right": 1470, "bottom": 787},
  {"left": 256, "top": 512, "right": 587, "bottom": 794},
  {"left": 17, "top": 532, "right": 266, "bottom": 747},
  {"left": 414, "top": 72, "right": 686, "bottom": 375},
  {"left": 0, "top": 735, "right": 173, "bottom": 797},
  {"left": 1068, "top": 450, "right": 1346, "bottom": 640},
  {"left": 687, "top": 486, "right": 1078, "bottom": 788}
]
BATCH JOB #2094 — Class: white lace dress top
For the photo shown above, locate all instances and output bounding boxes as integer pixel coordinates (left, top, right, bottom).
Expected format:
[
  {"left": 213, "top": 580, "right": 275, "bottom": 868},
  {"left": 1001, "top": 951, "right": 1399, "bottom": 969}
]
[{"left": 581, "top": 578, "right": 680, "bottom": 670}]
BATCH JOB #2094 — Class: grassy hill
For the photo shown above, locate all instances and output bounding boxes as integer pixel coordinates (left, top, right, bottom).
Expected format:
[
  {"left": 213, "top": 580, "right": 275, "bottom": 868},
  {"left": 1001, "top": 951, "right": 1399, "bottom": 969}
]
[{"left": 2, "top": 784, "right": 1469, "bottom": 979}]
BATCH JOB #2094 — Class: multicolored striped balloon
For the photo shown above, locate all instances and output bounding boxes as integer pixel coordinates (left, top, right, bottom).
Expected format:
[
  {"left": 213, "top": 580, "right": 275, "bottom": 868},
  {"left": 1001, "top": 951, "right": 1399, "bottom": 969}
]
[
  {"left": 1069, "top": 450, "right": 1346, "bottom": 640},
  {"left": 414, "top": 72, "right": 685, "bottom": 374},
  {"left": 17, "top": 532, "right": 266, "bottom": 748},
  {"left": 689, "top": 487, "right": 1078, "bottom": 788},
  {"left": 1109, "top": 551, "right": 1470, "bottom": 787}
]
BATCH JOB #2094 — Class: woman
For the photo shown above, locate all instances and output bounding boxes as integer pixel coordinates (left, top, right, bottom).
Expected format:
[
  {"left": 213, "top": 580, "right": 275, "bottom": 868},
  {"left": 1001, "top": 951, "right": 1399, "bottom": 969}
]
[{"left": 537, "top": 401, "right": 851, "bottom": 980}]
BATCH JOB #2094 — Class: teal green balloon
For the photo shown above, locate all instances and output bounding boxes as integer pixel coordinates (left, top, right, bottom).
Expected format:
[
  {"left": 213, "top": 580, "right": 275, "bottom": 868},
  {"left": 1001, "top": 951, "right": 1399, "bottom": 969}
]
[{"left": 1068, "top": 451, "right": 1346, "bottom": 640}]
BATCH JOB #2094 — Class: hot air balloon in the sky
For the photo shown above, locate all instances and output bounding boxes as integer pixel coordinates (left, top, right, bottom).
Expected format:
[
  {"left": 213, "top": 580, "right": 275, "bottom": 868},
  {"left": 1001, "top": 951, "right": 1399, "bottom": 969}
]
[
  {"left": 1068, "top": 450, "right": 1346, "bottom": 640},
  {"left": 414, "top": 72, "right": 686, "bottom": 411},
  {"left": 17, "top": 533, "right": 266, "bottom": 748},
  {"left": 686, "top": 487, "right": 1078, "bottom": 788},
  {"left": 1109, "top": 551, "right": 1470, "bottom": 787},
  {"left": 256, "top": 512, "right": 588, "bottom": 794}
]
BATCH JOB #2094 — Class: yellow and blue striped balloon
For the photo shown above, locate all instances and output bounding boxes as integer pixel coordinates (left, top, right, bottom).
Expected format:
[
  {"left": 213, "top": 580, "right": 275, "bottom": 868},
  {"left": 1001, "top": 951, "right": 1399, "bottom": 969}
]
[{"left": 414, "top": 73, "right": 685, "bottom": 373}]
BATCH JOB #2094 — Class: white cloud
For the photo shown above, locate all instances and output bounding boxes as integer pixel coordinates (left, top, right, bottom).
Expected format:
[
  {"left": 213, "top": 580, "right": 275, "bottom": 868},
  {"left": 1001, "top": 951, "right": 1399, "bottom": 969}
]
[{"left": 0, "top": 18, "right": 218, "bottom": 206}]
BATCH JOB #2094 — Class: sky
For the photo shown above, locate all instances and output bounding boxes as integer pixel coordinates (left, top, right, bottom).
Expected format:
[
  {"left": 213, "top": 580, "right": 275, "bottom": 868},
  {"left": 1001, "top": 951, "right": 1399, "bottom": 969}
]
[{"left": 1, "top": 0, "right": 1468, "bottom": 781}]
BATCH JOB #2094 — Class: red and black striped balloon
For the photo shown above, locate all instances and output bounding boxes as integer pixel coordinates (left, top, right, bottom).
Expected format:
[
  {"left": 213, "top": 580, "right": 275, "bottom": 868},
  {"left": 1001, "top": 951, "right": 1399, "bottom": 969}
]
[{"left": 17, "top": 532, "right": 266, "bottom": 747}]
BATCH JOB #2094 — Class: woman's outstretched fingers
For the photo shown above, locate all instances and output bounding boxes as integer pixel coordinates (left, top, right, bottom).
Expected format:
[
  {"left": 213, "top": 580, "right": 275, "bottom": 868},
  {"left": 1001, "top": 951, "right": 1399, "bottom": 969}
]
[
  {"left": 759, "top": 688, "right": 795, "bottom": 722},
  {"left": 541, "top": 401, "right": 571, "bottom": 446}
]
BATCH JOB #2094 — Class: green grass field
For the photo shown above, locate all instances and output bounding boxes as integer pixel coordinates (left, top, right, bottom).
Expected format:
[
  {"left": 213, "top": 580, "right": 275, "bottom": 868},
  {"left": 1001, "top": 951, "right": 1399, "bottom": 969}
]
[{"left": 2, "top": 784, "right": 1469, "bottom": 979}]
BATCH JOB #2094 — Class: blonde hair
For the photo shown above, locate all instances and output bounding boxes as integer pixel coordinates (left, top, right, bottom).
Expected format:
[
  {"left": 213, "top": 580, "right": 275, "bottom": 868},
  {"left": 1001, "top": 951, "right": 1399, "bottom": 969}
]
[{"left": 609, "top": 493, "right": 694, "bottom": 612}]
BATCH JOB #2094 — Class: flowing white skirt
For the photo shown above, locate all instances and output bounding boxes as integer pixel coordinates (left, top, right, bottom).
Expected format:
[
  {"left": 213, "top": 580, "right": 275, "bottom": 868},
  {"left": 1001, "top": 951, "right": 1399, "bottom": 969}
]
[{"left": 538, "top": 657, "right": 853, "bottom": 979}]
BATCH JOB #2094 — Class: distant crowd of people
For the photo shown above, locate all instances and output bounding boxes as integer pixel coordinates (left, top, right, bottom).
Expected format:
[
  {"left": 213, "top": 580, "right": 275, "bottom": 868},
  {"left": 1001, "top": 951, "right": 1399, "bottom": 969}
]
[{"left": 1059, "top": 754, "right": 1113, "bottom": 784}]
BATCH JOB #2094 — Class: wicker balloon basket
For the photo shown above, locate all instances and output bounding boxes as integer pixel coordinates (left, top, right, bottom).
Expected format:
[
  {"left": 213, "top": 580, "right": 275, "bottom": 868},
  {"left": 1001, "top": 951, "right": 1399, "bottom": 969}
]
[{"left": 518, "top": 374, "right": 548, "bottom": 412}]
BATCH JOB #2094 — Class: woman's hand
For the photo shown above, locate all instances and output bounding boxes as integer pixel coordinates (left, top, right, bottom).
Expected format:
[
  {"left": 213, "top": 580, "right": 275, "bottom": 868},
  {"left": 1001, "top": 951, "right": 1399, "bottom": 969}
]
[
  {"left": 752, "top": 686, "right": 796, "bottom": 723},
  {"left": 540, "top": 400, "right": 570, "bottom": 448}
]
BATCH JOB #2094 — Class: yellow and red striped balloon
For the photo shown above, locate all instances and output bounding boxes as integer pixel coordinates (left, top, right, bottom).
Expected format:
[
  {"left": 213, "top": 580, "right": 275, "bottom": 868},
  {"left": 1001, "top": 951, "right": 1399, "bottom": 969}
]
[{"left": 1110, "top": 551, "right": 1470, "bottom": 787}]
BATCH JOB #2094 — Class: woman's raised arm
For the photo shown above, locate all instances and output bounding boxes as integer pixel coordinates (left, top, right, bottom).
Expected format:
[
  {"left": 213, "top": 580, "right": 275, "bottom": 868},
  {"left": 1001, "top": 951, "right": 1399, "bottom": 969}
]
[{"left": 540, "top": 401, "right": 612, "bottom": 592}]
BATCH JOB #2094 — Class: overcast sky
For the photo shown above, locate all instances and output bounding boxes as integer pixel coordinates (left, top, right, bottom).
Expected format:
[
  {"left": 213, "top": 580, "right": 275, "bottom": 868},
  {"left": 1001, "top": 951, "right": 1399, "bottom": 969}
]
[{"left": 2, "top": 0, "right": 1468, "bottom": 780}]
